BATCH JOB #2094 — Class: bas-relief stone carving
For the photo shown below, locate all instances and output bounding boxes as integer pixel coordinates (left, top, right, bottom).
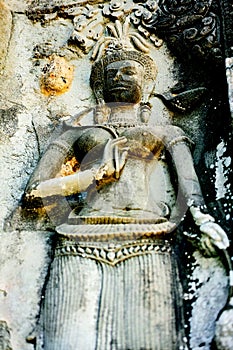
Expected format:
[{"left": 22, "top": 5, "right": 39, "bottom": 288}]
[
  {"left": 19, "top": 2, "right": 233, "bottom": 346},
  {"left": 26, "top": 0, "right": 223, "bottom": 65},
  {"left": 0, "top": 0, "right": 232, "bottom": 349}
]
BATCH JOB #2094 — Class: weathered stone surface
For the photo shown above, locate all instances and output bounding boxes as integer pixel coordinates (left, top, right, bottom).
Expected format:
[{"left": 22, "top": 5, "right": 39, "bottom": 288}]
[
  {"left": 0, "top": 2, "right": 12, "bottom": 71},
  {"left": 0, "top": 320, "right": 12, "bottom": 350},
  {"left": 189, "top": 252, "right": 228, "bottom": 349},
  {"left": 40, "top": 54, "right": 74, "bottom": 95},
  {"left": 0, "top": 231, "right": 52, "bottom": 350},
  {"left": 226, "top": 57, "right": 233, "bottom": 120},
  {"left": 0, "top": 1, "right": 232, "bottom": 349},
  {"left": 0, "top": 106, "right": 19, "bottom": 140},
  {"left": 215, "top": 299, "right": 233, "bottom": 350}
]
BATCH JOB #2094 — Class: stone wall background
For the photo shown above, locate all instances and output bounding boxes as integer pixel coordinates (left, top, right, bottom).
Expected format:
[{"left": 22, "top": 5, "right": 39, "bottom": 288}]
[{"left": 0, "top": 1, "right": 232, "bottom": 349}]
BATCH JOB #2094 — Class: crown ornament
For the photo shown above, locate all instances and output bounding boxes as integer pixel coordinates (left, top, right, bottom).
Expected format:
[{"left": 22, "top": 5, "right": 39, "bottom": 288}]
[
  {"left": 91, "top": 17, "right": 152, "bottom": 61},
  {"left": 89, "top": 19, "right": 157, "bottom": 125}
]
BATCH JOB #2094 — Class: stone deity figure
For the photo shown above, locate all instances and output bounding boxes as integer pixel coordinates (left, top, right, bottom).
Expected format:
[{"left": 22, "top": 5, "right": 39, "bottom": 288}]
[{"left": 25, "top": 47, "right": 229, "bottom": 350}]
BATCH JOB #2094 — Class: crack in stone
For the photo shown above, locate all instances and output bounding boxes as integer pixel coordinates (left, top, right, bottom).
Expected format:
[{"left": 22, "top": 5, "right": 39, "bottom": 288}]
[{"left": 31, "top": 118, "right": 41, "bottom": 157}]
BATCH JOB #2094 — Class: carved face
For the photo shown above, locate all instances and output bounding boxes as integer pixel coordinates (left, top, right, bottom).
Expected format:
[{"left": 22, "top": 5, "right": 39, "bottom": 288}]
[{"left": 104, "top": 60, "right": 144, "bottom": 104}]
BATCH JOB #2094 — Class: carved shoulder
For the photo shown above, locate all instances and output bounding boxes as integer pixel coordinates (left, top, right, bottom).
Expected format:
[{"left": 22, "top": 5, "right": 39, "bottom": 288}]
[
  {"left": 63, "top": 108, "right": 95, "bottom": 128},
  {"left": 151, "top": 125, "right": 194, "bottom": 150}
]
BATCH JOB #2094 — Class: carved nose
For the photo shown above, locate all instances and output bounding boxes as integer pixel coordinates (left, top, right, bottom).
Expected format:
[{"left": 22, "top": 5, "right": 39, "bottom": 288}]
[{"left": 113, "top": 71, "right": 122, "bottom": 81}]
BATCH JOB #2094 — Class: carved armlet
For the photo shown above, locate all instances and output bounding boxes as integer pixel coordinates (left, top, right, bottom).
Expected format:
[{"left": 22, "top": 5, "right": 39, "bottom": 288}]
[{"left": 166, "top": 135, "right": 194, "bottom": 152}]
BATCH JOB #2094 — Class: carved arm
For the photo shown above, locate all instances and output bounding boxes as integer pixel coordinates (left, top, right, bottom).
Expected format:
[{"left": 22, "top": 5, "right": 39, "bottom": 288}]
[
  {"left": 26, "top": 128, "right": 84, "bottom": 192},
  {"left": 25, "top": 132, "right": 128, "bottom": 199},
  {"left": 168, "top": 135, "right": 229, "bottom": 252}
]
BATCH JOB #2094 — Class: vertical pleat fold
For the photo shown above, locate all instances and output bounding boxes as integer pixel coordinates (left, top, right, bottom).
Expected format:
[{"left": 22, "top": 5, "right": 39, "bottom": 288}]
[{"left": 39, "top": 250, "right": 184, "bottom": 350}]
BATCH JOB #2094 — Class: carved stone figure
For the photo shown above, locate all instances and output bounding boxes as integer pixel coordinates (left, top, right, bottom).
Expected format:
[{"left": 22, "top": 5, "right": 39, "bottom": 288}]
[{"left": 24, "top": 42, "right": 229, "bottom": 350}]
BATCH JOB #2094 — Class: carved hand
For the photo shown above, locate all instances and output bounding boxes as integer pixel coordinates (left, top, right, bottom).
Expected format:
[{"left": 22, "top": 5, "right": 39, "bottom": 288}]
[
  {"left": 95, "top": 136, "right": 128, "bottom": 184},
  {"left": 190, "top": 206, "right": 229, "bottom": 256},
  {"left": 199, "top": 221, "right": 229, "bottom": 253},
  {"left": 24, "top": 137, "right": 128, "bottom": 200}
]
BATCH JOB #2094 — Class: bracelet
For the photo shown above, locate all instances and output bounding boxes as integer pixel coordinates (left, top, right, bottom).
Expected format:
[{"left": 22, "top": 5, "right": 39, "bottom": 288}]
[
  {"left": 190, "top": 206, "right": 215, "bottom": 226},
  {"left": 167, "top": 136, "right": 194, "bottom": 151}
]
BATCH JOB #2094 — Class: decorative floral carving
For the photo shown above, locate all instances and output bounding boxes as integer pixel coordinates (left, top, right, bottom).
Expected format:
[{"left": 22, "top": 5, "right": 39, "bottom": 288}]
[
  {"left": 102, "top": 0, "right": 133, "bottom": 19},
  {"left": 182, "top": 12, "right": 222, "bottom": 59},
  {"left": 129, "top": 0, "right": 221, "bottom": 63},
  {"left": 68, "top": 5, "right": 104, "bottom": 54},
  {"left": 130, "top": 0, "right": 163, "bottom": 46},
  {"left": 55, "top": 240, "right": 172, "bottom": 266},
  {"left": 91, "top": 19, "right": 151, "bottom": 61},
  {"left": 159, "top": 0, "right": 211, "bottom": 16},
  {"left": 131, "top": 0, "right": 159, "bottom": 27},
  {"left": 26, "top": 0, "right": 223, "bottom": 65}
]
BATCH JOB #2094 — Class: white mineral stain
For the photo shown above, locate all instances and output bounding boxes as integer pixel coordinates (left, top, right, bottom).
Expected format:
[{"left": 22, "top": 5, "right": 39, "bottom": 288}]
[{"left": 215, "top": 140, "right": 231, "bottom": 200}]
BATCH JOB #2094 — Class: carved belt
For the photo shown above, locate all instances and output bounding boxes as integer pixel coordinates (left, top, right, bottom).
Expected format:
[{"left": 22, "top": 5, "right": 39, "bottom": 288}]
[
  {"left": 55, "top": 238, "right": 173, "bottom": 266},
  {"left": 56, "top": 221, "right": 176, "bottom": 242}
]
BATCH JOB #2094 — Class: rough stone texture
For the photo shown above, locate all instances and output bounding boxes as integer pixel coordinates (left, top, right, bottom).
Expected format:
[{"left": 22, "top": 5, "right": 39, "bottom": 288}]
[
  {"left": 215, "top": 298, "right": 233, "bottom": 350},
  {"left": 40, "top": 55, "right": 74, "bottom": 95},
  {"left": 226, "top": 57, "right": 233, "bottom": 119},
  {"left": 0, "top": 1, "right": 232, "bottom": 349},
  {"left": 189, "top": 253, "right": 228, "bottom": 350},
  {"left": 0, "top": 231, "right": 52, "bottom": 350},
  {"left": 0, "top": 2, "right": 12, "bottom": 72},
  {"left": 0, "top": 320, "right": 12, "bottom": 350}
]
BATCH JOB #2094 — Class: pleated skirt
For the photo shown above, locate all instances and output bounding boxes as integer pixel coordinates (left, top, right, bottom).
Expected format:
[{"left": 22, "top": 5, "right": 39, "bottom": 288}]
[{"left": 37, "top": 240, "right": 185, "bottom": 350}]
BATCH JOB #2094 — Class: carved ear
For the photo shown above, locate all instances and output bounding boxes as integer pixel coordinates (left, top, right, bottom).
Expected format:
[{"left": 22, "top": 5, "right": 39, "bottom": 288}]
[
  {"left": 142, "top": 79, "right": 155, "bottom": 104},
  {"left": 93, "top": 81, "right": 104, "bottom": 104},
  {"left": 140, "top": 103, "right": 152, "bottom": 124},
  {"left": 140, "top": 80, "right": 155, "bottom": 123}
]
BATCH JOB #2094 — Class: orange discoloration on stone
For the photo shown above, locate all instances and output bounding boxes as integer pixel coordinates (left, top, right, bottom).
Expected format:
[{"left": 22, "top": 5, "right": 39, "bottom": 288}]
[
  {"left": 41, "top": 54, "right": 74, "bottom": 95},
  {"left": 59, "top": 157, "right": 80, "bottom": 177},
  {"left": 0, "top": 1, "right": 12, "bottom": 69}
]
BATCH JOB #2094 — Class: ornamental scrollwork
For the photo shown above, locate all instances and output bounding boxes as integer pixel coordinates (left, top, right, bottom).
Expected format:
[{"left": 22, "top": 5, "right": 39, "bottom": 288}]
[
  {"left": 26, "top": 0, "right": 223, "bottom": 64},
  {"left": 102, "top": 0, "right": 133, "bottom": 19}
]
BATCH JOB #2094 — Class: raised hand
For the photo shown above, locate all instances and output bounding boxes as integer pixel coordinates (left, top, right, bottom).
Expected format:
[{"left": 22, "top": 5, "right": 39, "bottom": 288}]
[{"left": 95, "top": 137, "right": 128, "bottom": 183}]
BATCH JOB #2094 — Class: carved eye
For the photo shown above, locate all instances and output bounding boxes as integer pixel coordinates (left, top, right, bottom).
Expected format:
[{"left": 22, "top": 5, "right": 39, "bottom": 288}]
[
  {"left": 107, "top": 70, "right": 116, "bottom": 78},
  {"left": 124, "top": 68, "right": 136, "bottom": 75}
]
